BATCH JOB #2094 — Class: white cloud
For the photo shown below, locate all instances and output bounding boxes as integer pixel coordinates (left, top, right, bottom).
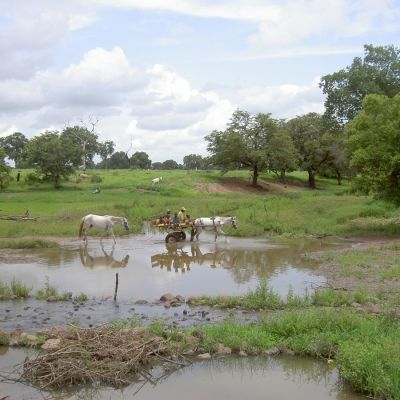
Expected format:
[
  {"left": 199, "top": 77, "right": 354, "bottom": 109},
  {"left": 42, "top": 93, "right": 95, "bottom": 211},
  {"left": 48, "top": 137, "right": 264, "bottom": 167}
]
[{"left": 0, "top": 47, "right": 235, "bottom": 162}]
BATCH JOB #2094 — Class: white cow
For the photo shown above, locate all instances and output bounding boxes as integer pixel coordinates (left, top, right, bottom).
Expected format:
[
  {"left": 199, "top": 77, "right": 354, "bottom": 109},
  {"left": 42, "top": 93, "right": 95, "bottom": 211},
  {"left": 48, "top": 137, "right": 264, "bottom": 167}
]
[{"left": 151, "top": 177, "right": 162, "bottom": 185}]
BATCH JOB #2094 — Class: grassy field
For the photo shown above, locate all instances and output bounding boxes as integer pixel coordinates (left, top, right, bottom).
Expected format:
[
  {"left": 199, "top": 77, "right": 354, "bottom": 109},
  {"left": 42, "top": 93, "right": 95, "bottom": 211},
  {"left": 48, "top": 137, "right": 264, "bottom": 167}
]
[
  {"left": 0, "top": 168, "right": 399, "bottom": 239},
  {"left": 1, "top": 169, "right": 400, "bottom": 399}
]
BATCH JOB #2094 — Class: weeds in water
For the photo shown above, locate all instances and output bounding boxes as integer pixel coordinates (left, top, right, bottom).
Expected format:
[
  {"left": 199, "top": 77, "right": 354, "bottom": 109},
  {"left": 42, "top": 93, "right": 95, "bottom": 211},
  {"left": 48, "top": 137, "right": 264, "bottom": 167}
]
[
  {"left": 10, "top": 278, "right": 31, "bottom": 298},
  {"left": 108, "top": 317, "right": 141, "bottom": 330},
  {"left": 73, "top": 293, "right": 88, "bottom": 303},
  {"left": 0, "top": 279, "right": 31, "bottom": 300},
  {"left": 35, "top": 277, "right": 71, "bottom": 301}
]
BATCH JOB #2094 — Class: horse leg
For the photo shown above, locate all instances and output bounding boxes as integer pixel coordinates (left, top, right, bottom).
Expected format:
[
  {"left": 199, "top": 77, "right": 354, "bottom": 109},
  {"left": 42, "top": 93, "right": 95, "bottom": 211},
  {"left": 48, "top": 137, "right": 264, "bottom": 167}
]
[
  {"left": 110, "top": 227, "right": 116, "bottom": 244},
  {"left": 195, "top": 227, "right": 201, "bottom": 240}
]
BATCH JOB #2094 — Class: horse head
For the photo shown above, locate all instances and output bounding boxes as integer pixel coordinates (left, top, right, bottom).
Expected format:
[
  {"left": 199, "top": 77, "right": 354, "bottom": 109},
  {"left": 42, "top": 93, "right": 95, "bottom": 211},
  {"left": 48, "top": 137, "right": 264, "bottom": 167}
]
[{"left": 122, "top": 217, "right": 129, "bottom": 231}]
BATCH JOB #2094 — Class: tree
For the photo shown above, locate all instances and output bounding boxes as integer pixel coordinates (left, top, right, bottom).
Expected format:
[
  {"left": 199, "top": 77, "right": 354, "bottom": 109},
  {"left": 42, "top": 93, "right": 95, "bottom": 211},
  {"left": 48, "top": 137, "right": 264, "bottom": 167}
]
[
  {"left": 205, "top": 110, "right": 278, "bottom": 186},
  {"left": 107, "top": 151, "right": 131, "bottom": 169},
  {"left": 152, "top": 162, "right": 163, "bottom": 169},
  {"left": 162, "top": 159, "right": 179, "bottom": 170},
  {"left": 320, "top": 44, "right": 400, "bottom": 125},
  {"left": 24, "top": 131, "right": 82, "bottom": 187},
  {"left": 183, "top": 154, "right": 204, "bottom": 170},
  {"left": 0, "top": 132, "right": 29, "bottom": 168},
  {"left": 321, "top": 133, "right": 349, "bottom": 185},
  {"left": 0, "top": 147, "right": 12, "bottom": 189},
  {"left": 346, "top": 93, "right": 400, "bottom": 204},
  {"left": 61, "top": 125, "right": 99, "bottom": 170},
  {"left": 267, "top": 131, "right": 300, "bottom": 183},
  {"left": 130, "top": 151, "right": 151, "bottom": 169},
  {"left": 287, "top": 113, "right": 330, "bottom": 188},
  {"left": 98, "top": 140, "right": 115, "bottom": 170}
]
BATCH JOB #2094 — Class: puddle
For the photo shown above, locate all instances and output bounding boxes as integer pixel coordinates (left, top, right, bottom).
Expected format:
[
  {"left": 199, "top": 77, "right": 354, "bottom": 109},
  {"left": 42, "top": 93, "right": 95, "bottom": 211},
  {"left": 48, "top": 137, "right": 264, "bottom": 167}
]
[
  {"left": 0, "top": 348, "right": 366, "bottom": 399},
  {"left": 0, "top": 234, "right": 345, "bottom": 302}
]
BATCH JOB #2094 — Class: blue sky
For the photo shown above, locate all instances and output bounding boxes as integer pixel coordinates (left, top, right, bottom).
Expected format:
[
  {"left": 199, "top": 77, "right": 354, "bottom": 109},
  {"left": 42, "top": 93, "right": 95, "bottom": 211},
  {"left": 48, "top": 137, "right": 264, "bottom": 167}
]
[{"left": 0, "top": 0, "right": 399, "bottom": 162}]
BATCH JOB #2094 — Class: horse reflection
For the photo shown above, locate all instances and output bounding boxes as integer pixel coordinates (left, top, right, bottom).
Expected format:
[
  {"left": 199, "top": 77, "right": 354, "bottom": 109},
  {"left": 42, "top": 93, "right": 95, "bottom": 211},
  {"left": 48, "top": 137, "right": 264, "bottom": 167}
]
[{"left": 80, "top": 244, "right": 129, "bottom": 269}]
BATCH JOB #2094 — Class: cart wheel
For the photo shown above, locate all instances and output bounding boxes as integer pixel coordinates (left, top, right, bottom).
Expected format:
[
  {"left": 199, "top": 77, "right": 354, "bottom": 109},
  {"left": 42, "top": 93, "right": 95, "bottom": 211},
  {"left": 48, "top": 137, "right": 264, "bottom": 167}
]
[
  {"left": 165, "top": 233, "right": 178, "bottom": 243},
  {"left": 178, "top": 231, "right": 186, "bottom": 241}
]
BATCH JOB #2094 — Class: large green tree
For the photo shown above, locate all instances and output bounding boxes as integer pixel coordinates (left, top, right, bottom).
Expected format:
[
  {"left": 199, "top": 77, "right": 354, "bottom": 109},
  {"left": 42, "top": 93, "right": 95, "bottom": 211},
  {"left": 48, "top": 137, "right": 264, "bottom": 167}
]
[
  {"left": 130, "top": 151, "right": 151, "bottom": 169},
  {"left": 61, "top": 126, "right": 99, "bottom": 170},
  {"left": 183, "top": 154, "right": 204, "bottom": 170},
  {"left": 24, "top": 131, "right": 82, "bottom": 187},
  {"left": 0, "top": 132, "right": 29, "bottom": 168},
  {"left": 107, "top": 151, "right": 130, "bottom": 169},
  {"left": 346, "top": 93, "right": 400, "bottom": 204},
  {"left": 287, "top": 113, "right": 330, "bottom": 188},
  {"left": 267, "top": 130, "right": 300, "bottom": 183},
  {"left": 0, "top": 147, "right": 12, "bottom": 189},
  {"left": 206, "top": 110, "right": 278, "bottom": 186},
  {"left": 320, "top": 44, "right": 400, "bottom": 125},
  {"left": 162, "top": 159, "right": 179, "bottom": 170},
  {"left": 98, "top": 140, "right": 115, "bottom": 170}
]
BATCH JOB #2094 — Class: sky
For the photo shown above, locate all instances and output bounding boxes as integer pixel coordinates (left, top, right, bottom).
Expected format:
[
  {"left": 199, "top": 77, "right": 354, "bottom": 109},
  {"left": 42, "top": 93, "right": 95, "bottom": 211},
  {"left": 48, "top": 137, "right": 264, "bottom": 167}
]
[{"left": 0, "top": 0, "right": 399, "bottom": 163}]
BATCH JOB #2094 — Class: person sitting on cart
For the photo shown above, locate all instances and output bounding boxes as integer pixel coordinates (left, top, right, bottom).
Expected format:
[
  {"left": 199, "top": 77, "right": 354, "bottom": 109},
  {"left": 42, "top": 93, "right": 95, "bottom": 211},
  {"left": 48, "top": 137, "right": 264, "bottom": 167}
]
[
  {"left": 178, "top": 207, "right": 187, "bottom": 223},
  {"left": 163, "top": 209, "right": 171, "bottom": 225},
  {"left": 172, "top": 212, "right": 180, "bottom": 226}
]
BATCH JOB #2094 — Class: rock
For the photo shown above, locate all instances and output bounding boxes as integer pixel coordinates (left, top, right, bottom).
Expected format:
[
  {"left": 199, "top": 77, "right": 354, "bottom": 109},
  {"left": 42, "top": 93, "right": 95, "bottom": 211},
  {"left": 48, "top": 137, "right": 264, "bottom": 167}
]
[
  {"left": 264, "top": 347, "right": 281, "bottom": 356},
  {"left": 238, "top": 351, "right": 247, "bottom": 357},
  {"left": 152, "top": 300, "right": 162, "bottom": 305},
  {"left": 135, "top": 299, "right": 148, "bottom": 305},
  {"left": 41, "top": 338, "right": 61, "bottom": 351},
  {"left": 132, "top": 327, "right": 149, "bottom": 336},
  {"left": 197, "top": 353, "right": 211, "bottom": 359},
  {"left": 160, "top": 293, "right": 175, "bottom": 302},
  {"left": 47, "top": 296, "right": 57, "bottom": 302},
  {"left": 351, "top": 302, "right": 361, "bottom": 308},
  {"left": 175, "top": 295, "right": 185, "bottom": 303},
  {"left": 184, "top": 335, "right": 200, "bottom": 348},
  {"left": 365, "top": 303, "right": 380, "bottom": 314},
  {"left": 9, "top": 331, "right": 22, "bottom": 346},
  {"left": 216, "top": 343, "right": 232, "bottom": 355},
  {"left": 186, "top": 296, "right": 198, "bottom": 305}
]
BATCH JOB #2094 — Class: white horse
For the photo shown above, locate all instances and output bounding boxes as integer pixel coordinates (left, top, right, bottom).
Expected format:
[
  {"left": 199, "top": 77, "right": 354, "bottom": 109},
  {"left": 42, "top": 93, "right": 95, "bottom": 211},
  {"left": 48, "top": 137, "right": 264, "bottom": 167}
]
[
  {"left": 79, "top": 214, "right": 129, "bottom": 244},
  {"left": 151, "top": 177, "right": 162, "bottom": 185},
  {"left": 193, "top": 216, "right": 237, "bottom": 241}
]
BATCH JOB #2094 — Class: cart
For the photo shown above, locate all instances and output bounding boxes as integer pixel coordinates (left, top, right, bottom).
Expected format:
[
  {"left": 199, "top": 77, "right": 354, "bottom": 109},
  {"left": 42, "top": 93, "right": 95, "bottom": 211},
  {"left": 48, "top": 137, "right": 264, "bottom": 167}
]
[{"left": 150, "top": 221, "right": 195, "bottom": 243}]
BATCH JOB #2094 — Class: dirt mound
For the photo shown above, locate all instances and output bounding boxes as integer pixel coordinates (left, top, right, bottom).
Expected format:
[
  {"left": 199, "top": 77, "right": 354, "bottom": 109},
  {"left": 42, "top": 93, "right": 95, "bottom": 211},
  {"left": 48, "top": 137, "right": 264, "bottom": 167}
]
[{"left": 197, "top": 178, "right": 289, "bottom": 194}]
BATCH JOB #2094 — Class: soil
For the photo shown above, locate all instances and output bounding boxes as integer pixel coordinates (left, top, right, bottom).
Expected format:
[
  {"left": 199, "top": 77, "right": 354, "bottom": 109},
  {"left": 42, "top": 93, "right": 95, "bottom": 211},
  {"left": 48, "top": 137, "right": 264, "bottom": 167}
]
[{"left": 197, "top": 177, "right": 294, "bottom": 194}]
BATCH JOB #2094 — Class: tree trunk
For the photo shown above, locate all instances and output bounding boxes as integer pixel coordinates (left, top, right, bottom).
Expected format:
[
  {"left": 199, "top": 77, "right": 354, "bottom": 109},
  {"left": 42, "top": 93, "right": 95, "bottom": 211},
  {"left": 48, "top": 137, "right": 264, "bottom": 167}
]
[
  {"left": 308, "top": 169, "right": 316, "bottom": 189},
  {"left": 279, "top": 170, "right": 286, "bottom": 184},
  {"left": 336, "top": 169, "right": 342, "bottom": 185},
  {"left": 252, "top": 164, "right": 258, "bottom": 187}
]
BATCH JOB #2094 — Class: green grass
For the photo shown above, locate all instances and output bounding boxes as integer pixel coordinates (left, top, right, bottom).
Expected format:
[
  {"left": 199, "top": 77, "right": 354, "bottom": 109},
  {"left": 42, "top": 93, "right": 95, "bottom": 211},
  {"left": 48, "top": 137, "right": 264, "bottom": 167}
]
[
  {"left": 0, "top": 279, "right": 31, "bottom": 299},
  {"left": 1, "top": 169, "right": 400, "bottom": 239},
  {"left": 196, "top": 309, "right": 400, "bottom": 399},
  {"left": 0, "top": 238, "right": 58, "bottom": 249},
  {"left": 35, "top": 278, "right": 71, "bottom": 301}
]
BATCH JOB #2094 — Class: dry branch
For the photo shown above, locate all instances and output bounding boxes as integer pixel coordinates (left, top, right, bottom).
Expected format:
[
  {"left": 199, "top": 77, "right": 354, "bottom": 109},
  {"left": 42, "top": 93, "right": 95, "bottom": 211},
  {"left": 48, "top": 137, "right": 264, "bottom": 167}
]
[{"left": 20, "top": 326, "right": 190, "bottom": 389}]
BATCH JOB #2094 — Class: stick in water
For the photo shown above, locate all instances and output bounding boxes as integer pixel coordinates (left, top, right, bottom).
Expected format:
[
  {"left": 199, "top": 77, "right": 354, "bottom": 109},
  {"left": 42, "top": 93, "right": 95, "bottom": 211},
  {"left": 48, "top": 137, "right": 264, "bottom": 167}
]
[{"left": 114, "top": 272, "right": 119, "bottom": 301}]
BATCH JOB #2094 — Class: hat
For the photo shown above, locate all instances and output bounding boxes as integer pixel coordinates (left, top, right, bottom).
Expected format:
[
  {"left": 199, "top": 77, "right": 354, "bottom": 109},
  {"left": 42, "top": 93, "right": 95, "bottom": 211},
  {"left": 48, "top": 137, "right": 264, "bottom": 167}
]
[{"left": 181, "top": 207, "right": 186, "bottom": 211}]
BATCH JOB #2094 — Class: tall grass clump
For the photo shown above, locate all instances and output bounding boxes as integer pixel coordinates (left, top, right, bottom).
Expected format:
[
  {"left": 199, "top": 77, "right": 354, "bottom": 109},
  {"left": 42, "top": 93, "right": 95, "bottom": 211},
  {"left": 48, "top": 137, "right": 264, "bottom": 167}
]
[
  {"left": 243, "top": 279, "right": 282, "bottom": 309},
  {"left": 10, "top": 278, "right": 31, "bottom": 298},
  {"left": 35, "top": 278, "right": 71, "bottom": 301}
]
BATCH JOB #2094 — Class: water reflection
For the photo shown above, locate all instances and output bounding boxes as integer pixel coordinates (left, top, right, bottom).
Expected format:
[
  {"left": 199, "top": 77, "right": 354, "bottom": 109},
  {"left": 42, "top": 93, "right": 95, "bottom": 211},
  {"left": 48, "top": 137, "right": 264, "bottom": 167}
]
[
  {"left": 0, "top": 349, "right": 366, "bottom": 399},
  {"left": 150, "top": 239, "right": 332, "bottom": 285},
  {"left": 79, "top": 244, "right": 130, "bottom": 269}
]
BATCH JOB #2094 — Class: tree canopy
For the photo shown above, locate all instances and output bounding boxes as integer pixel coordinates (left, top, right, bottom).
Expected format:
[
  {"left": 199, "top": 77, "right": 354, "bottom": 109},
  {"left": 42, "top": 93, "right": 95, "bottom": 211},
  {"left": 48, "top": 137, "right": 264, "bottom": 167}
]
[
  {"left": 320, "top": 44, "right": 400, "bottom": 125},
  {"left": 286, "top": 113, "right": 330, "bottom": 188},
  {"left": 0, "top": 132, "right": 29, "bottom": 168},
  {"left": 206, "top": 110, "right": 278, "bottom": 186},
  {"left": 24, "top": 131, "right": 82, "bottom": 187},
  {"left": 130, "top": 151, "right": 151, "bottom": 169},
  {"left": 346, "top": 93, "right": 400, "bottom": 204}
]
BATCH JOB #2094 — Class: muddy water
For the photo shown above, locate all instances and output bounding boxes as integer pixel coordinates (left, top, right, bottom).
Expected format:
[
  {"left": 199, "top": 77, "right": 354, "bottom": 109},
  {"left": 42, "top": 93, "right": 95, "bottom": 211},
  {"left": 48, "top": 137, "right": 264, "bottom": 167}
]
[
  {"left": 0, "top": 234, "right": 346, "bottom": 302},
  {"left": 0, "top": 348, "right": 366, "bottom": 399}
]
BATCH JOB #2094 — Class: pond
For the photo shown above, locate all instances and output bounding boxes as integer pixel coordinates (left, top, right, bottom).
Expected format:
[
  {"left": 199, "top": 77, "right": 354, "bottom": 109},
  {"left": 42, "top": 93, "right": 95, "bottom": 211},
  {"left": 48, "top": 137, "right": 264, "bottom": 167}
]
[
  {"left": 0, "top": 348, "right": 366, "bottom": 399},
  {"left": 0, "top": 233, "right": 346, "bottom": 302}
]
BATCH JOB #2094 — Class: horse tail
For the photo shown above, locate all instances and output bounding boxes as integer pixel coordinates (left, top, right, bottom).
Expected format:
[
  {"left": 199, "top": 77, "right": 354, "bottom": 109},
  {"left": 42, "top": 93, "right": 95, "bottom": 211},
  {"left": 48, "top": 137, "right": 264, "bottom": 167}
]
[{"left": 78, "top": 218, "right": 85, "bottom": 238}]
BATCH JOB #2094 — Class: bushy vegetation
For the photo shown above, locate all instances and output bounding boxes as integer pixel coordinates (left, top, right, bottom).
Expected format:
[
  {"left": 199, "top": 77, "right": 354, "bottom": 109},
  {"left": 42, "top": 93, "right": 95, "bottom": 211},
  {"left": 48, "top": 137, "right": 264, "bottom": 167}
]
[
  {"left": 35, "top": 278, "right": 72, "bottom": 301},
  {"left": 0, "top": 279, "right": 31, "bottom": 300}
]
